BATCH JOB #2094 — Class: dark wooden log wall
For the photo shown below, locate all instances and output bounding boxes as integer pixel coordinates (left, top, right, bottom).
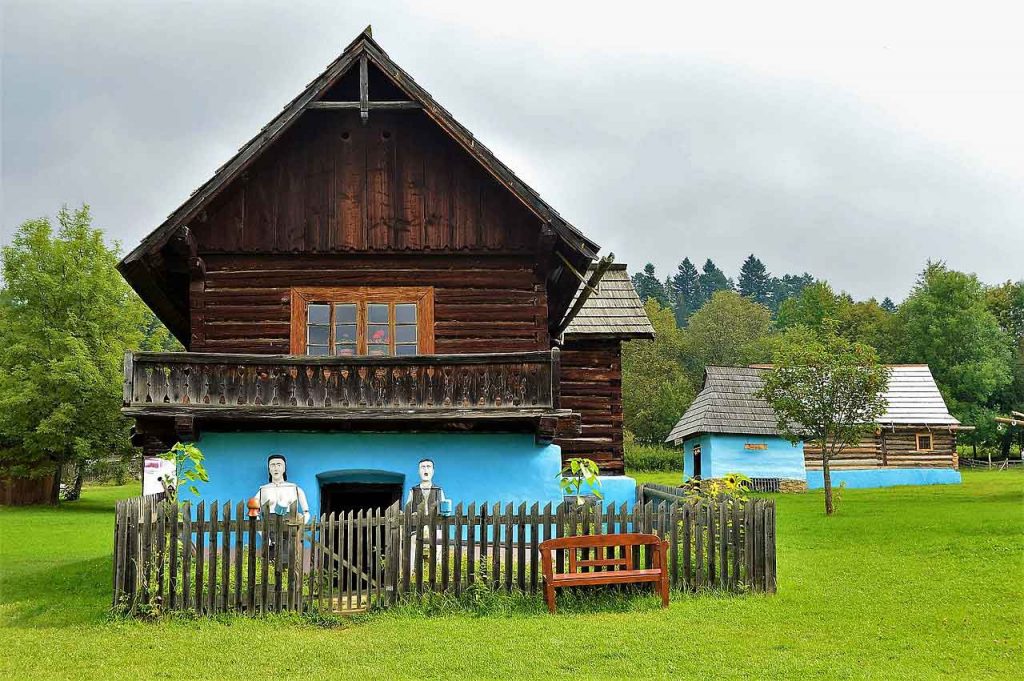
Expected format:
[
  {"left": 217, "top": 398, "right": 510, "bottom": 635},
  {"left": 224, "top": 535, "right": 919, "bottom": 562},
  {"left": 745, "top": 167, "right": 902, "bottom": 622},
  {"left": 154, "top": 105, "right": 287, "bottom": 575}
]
[
  {"left": 194, "top": 110, "right": 540, "bottom": 254},
  {"left": 554, "top": 339, "right": 624, "bottom": 475},
  {"left": 803, "top": 431, "right": 956, "bottom": 470},
  {"left": 190, "top": 254, "right": 548, "bottom": 354}
]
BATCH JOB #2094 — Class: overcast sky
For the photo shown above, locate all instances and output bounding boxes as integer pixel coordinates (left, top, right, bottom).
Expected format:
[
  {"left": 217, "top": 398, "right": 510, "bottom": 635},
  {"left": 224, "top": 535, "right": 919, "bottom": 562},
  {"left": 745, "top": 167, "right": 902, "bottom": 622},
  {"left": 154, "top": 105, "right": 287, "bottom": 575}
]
[{"left": 3, "top": 0, "right": 1022, "bottom": 301}]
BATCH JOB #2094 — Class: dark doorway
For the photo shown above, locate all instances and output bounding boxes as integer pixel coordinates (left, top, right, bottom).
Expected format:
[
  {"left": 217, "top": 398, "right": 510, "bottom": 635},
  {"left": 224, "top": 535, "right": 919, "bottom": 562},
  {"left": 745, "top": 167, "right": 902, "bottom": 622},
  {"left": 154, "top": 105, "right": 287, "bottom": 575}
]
[
  {"left": 319, "top": 481, "right": 403, "bottom": 516},
  {"left": 692, "top": 444, "right": 702, "bottom": 479}
]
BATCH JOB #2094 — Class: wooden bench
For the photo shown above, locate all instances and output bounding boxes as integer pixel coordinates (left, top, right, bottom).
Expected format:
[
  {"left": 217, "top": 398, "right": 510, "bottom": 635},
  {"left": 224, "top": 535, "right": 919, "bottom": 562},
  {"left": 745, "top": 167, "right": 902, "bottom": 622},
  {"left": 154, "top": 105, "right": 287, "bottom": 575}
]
[{"left": 539, "top": 533, "right": 670, "bottom": 613}]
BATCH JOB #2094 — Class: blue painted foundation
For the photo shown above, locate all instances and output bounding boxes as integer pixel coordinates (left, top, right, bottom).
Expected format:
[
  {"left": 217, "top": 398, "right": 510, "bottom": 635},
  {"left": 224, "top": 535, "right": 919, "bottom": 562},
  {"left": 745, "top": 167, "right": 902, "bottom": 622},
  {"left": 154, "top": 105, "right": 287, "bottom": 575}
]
[
  {"left": 806, "top": 468, "right": 962, "bottom": 489},
  {"left": 182, "top": 431, "right": 636, "bottom": 513},
  {"left": 683, "top": 433, "right": 805, "bottom": 480}
]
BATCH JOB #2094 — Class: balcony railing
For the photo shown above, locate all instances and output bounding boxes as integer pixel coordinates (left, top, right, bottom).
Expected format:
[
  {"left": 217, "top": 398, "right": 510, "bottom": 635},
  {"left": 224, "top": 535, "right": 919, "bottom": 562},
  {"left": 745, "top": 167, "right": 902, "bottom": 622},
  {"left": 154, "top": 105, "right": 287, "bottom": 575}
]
[{"left": 122, "top": 350, "right": 559, "bottom": 417}]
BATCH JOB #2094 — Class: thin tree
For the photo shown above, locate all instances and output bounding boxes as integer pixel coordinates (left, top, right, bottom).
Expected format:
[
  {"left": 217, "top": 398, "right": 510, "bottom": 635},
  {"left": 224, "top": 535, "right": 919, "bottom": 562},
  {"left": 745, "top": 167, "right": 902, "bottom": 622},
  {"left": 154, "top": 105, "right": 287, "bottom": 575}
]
[
  {"left": 738, "top": 254, "right": 773, "bottom": 307},
  {"left": 759, "top": 325, "right": 889, "bottom": 515}
]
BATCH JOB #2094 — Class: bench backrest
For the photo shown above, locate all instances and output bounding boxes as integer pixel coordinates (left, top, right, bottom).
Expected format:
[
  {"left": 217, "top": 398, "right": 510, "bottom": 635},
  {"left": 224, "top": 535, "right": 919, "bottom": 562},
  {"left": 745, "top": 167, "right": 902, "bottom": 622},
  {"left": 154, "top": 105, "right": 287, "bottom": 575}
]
[{"left": 540, "top": 532, "right": 664, "bottom": 574}]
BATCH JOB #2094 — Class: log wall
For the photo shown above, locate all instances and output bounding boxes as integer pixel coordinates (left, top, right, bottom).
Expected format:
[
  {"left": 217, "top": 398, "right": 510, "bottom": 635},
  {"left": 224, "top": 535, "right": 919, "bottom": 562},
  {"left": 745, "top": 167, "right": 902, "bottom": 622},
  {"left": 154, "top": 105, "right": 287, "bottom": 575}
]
[
  {"left": 803, "top": 431, "right": 957, "bottom": 470},
  {"left": 190, "top": 254, "right": 548, "bottom": 354},
  {"left": 554, "top": 339, "right": 624, "bottom": 475}
]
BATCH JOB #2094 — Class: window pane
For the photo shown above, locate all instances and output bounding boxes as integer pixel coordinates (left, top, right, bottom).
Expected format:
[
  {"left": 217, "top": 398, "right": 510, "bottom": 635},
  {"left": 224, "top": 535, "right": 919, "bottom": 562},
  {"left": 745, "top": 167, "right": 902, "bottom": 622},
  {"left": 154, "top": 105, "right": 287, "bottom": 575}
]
[
  {"left": 335, "top": 344, "right": 357, "bottom": 357},
  {"left": 335, "top": 324, "right": 357, "bottom": 343},
  {"left": 307, "top": 304, "right": 330, "bottom": 325},
  {"left": 395, "top": 325, "right": 417, "bottom": 343},
  {"left": 368, "top": 303, "right": 390, "bottom": 324},
  {"left": 368, "top": 324, "right": 390, "bottom": 344},
  {"left": 335, "top": 303, "right": 357, "bottom": 324},
  {"left": 395, "top": 303, "right": 417, "bottom": 325},
  {"left": 395, "top": 344, "right": 418, "bottom": 356},
  {"left": 367, "top": 344, "right": 390, "bottom": 356},
  {"left": 308, "top": 325, "right": 329, "bottom": 345},
  {"left": 307, "top": 345, "right": 329, "bottom": 356}
]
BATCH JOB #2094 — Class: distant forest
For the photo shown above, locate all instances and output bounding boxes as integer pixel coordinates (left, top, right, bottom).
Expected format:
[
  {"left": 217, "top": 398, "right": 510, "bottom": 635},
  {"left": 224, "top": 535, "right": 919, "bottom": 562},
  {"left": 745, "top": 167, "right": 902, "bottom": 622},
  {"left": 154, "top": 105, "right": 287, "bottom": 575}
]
[{"left": 624, "top": 255, "right": 1023, "bottom": 456}]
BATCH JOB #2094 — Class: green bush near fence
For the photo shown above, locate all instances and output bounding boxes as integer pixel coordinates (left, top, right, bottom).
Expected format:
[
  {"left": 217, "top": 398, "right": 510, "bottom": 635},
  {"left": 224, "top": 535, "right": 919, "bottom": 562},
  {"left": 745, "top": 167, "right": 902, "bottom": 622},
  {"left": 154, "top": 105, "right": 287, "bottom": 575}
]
[
  {"left": 2, "top": 471, "right": 1022, "bottom": 679},
  {"left": 625, "top": 444, "right": 682, "bottom": 472}
]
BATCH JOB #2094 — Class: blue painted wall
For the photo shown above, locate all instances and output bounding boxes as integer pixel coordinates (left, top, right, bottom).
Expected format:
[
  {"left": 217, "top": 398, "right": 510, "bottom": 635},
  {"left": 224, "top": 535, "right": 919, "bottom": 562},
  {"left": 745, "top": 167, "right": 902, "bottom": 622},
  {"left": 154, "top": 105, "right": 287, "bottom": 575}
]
[
  {"left": 807, "top": 468, "right": 961, "bottom": 489},
  {"left": 682, "top": 433, "right": 805, "bottom": 480},
  {"left": 183, "top": 431, "right": 636, "bottom": 512}
]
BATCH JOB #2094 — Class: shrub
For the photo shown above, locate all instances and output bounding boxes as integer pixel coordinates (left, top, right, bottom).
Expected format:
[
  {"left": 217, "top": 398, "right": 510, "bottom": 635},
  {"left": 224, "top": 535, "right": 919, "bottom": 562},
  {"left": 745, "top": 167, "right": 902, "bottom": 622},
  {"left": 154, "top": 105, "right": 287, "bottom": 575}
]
[{"left": 625, "top": 444, "right": 681, "bottom": 472}]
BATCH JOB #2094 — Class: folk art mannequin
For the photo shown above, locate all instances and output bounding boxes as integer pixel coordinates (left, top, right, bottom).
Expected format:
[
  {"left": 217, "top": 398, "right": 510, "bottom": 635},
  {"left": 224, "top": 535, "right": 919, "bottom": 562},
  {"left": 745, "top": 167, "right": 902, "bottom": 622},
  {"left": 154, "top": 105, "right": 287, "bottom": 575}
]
[
  {"left": 256, "top": 454, "right": 310, "bottom": 522},
  {"left": 405, "top": 458, "right": 446, "bottom": 510}
]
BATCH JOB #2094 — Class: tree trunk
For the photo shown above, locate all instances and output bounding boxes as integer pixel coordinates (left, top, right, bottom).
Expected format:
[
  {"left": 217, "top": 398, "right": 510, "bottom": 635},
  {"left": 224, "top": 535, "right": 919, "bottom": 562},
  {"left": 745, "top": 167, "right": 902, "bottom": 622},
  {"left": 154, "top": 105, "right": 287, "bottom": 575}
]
[
  {"left": 67, "top": 466, "right": 85, "bottom": 501},
  {"left": 822, "top": 452, "right": 834, "bottom": 515}
]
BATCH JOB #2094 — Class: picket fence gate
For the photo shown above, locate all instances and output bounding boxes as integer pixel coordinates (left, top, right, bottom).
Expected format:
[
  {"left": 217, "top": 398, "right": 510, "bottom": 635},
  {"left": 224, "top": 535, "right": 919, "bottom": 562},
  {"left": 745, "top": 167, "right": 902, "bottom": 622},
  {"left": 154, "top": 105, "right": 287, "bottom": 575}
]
[{"left": 112, "top": 490, "right": 775, "bottom": 616}]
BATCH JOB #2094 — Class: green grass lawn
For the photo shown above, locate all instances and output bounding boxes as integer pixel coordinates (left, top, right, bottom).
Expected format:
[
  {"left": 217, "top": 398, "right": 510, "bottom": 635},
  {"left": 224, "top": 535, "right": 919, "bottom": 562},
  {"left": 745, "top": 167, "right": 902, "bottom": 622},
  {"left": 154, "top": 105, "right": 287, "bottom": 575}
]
[{"left": 2, "top": 472, "right": 1022, "bottom": 679}]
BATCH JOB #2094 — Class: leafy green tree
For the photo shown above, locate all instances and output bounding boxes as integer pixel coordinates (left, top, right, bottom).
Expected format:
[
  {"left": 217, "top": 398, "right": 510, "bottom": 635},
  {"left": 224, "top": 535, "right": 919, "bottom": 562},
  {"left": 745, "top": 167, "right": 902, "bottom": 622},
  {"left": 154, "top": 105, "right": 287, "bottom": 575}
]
[
  {"left": 670, "top": 257, "right": 701, "bottom": 326},
  {"left": 770, "top": 272, "right": 815, "bottom": 314},
  {"left": 697, "top": 259, "right": 733, "bottom": 303},
  {"left": 737, "top": 254, "right": 773, "bottom": 308},
  {"left": 0, "top": 206, "right": 146, "bottom": 502},
  {"left": 141, "top": 309, "right": 184, "bottom": 352},
  {"left": 681, "top": 291, "right": 774, "bottom": 384},
  {"left": 759, "top": 324, "right": 889, "bottom": 515},
  {"left": 985, "top": 280, "right": 1024, "bottom": 454},
  {"left": 894, "top": 263, "right": 1013, "bottom": 435},
  {"left": 776, "top": 281, "right": 843, "bottom": 330},
  {"left": 837, "top": 299, "right": 898, "bottom": 362},
  {"left": 622, "top": 301, "right": 695, "bottom": 444}
]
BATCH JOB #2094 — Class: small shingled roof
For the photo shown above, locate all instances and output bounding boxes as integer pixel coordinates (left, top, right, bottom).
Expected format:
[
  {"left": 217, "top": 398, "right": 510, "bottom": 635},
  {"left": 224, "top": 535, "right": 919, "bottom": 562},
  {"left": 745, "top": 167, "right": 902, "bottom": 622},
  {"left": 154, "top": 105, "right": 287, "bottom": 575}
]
[
  {"left": 665, "top": 364, "right": 960, "bottom": 444},
  {"left": 562, "top": 264, "right": 654, "bottom": 339}
]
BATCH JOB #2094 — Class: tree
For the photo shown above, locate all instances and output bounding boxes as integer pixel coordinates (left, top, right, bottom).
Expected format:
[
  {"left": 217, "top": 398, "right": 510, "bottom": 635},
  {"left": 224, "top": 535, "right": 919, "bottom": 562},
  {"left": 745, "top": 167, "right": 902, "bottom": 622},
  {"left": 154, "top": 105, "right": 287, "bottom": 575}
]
[
  {"left": 737, "top": 254, "right": 773, "bottom": 308},
  {"left": 630, "top": 263, "right": 670, "bottom": 307},
  {"left": 622, "top": 301, "right": 696, "bottom": 443},
  {"left": 770, "top": 272, "right": 815, "bottom": 314},
  {"left": 670, "top": 257, "right": 701, "bottom": 326},
  {"left": 681, "top": 291, "right": 774, "bottom": 385},
  {"left": 985, "top": 280, "right": 1024, "bottom": 455},
  {"left": 894, "top": 263, "right": 1013, "bottom": 436},
  {"left": 880, "top": 297, "right": 898, "bottom": 313},
  {"left": 776, "top": 281, "right": 843, "bottom": 330},
  {"left": 759, "top": 324, "right": 889, "bottom": 515},
  {"left": 697, "top": 259, "right": 733, "bottom": 303},
  {"left": 0, "top": 206, "right": 146, "bottom": 502}
]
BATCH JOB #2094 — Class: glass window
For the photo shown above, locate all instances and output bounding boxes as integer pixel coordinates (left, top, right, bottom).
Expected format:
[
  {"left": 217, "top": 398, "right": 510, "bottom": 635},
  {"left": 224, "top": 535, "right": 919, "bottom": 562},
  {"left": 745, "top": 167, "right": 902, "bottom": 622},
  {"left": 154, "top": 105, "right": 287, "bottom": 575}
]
[{"left": 298, "top": 293, "right": 429, "bottom": 357}]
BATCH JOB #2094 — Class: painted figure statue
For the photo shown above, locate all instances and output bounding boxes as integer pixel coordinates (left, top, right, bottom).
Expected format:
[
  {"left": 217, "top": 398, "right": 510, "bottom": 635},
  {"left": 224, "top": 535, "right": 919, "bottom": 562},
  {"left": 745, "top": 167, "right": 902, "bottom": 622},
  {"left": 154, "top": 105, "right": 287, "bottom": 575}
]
[
  {"left": 256, "top": 453, "right": 310, "bottom": 522},
  {"left": 406, "top": 458, "right": 446, "bottom": 510}
]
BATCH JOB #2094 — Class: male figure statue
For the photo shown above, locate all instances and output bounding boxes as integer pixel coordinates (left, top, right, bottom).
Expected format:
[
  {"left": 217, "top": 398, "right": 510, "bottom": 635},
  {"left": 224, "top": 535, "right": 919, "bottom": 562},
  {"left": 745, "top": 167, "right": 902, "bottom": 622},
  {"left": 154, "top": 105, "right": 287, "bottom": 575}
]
[
  {"left": 406, "top": 458, "right": 446, "bottom": 510},
  {"left": 256, "top": 453, "right": 310, "bottom": 522}
]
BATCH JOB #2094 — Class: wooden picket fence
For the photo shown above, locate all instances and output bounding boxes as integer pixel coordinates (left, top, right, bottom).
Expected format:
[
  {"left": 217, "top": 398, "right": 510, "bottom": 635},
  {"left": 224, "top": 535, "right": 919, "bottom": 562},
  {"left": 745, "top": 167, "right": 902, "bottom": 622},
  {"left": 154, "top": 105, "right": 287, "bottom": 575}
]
[{"left": 112, "top": 490, "right": 775, "bottom": 616}]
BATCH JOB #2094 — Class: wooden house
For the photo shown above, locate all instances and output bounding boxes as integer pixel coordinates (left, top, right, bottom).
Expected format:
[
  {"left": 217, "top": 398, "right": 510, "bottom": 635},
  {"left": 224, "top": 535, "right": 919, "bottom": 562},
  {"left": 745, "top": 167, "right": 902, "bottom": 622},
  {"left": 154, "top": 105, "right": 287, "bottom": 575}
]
[
  {"left": 118, "top": 28, "right": 652, "bottom": 515},
  {"left": 665, "top": 365, "right": 964, "bottom": 490}
]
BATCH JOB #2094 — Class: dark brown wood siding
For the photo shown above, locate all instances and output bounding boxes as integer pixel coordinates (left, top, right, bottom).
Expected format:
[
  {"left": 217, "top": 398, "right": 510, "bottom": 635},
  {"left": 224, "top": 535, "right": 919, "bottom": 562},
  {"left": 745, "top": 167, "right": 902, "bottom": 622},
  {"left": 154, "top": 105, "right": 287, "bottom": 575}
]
[
  {"left": 554, "top": 339, "right": 624, "bottom": 475},
  {"left": 804, "top": 430, "right": 957, "bottom": 470},
  {"left": 194, "top": 110, "right": 540, "bottom": 255},
  {"left": 190, "top": 254, "right": 548, "bottom": 354}
]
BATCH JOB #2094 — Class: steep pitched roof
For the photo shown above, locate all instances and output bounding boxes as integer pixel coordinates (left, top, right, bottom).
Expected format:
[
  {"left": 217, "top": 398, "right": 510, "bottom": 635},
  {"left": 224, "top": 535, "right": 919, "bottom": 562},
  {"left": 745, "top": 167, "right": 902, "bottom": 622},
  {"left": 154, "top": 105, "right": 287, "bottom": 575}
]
[
  {"left": 665, "top": 364, "right": 960, "bottom": 443},
  {"left": 118, "top": 27, "right": 600, "bottom": 344},
  {"left": 562, "top": 264, "right": 654, "bottom": 339},
  {"left": 666, "top": 366, "right": 780, "bottom": 443}
]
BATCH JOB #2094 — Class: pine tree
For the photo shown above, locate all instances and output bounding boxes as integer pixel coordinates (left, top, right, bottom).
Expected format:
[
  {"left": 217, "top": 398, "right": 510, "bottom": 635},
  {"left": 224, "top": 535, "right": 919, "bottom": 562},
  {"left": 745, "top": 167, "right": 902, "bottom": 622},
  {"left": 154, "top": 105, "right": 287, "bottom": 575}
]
[
  {"left": 670, "top": 257, "right": 701, "bottom": 326},
  {"left": 698, "top": 259, "right": 732, "bottom": 302},
  {"left": 630, "top": 263, "right": 669, "bottom": 306},
  {"left": 770, "top": 272, "right": 816, "bottom": 314},
  {"left": 738, "top": 254, "right": 773, "bottom": 307},
  {"left": 880, "top": 297, "right": 897, "bottom": 313}
]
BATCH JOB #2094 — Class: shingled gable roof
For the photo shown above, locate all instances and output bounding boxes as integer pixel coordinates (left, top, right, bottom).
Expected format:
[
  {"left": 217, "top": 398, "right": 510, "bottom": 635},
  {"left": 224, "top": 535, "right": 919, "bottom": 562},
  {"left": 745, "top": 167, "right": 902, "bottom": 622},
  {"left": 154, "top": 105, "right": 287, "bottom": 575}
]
[
  {"left": 665, "top": 364, "right": 960, "bottom": 444},
  {"left": 118, "top": 27, "right": 601, "bottom": 343},
  {"left": 562, "top": 264, "right": 655, "bottom": 339}
]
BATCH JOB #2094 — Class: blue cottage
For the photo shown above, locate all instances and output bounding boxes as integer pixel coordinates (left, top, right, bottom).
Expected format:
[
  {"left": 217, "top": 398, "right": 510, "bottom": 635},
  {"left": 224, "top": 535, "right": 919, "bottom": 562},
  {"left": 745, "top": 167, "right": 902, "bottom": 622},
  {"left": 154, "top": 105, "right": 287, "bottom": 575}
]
[{"left": 666, "top": 365, "right": 964, "bottom": 490}]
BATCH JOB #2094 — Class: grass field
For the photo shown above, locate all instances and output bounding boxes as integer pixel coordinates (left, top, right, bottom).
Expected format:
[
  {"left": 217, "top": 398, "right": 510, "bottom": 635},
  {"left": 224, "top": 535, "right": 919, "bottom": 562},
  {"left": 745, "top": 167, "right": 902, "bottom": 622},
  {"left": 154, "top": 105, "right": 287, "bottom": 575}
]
[{"left": 1, "top": 471, "right": 1022, "bottom": 679}]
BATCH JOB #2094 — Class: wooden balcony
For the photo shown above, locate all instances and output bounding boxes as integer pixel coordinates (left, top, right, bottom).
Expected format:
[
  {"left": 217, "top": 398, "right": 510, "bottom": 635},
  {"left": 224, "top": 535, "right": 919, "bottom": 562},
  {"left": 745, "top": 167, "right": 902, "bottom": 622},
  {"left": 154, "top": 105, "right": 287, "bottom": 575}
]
[{"left": 122, "top": 349, "right": 577, "bottom": 439}]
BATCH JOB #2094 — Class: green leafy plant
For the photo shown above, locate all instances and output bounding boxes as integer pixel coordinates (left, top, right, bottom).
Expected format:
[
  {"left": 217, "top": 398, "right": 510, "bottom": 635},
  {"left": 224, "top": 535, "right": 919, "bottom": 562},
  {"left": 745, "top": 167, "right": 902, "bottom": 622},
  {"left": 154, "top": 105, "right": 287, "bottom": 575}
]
[
  {"left": 558, "top": 457, "right": 602, "bottom": 504},
  {"left": 680, "top": 472, "right": 751, "bottom": 502},
  {"left": 160, "top": 442, "right": 208, "bottom": 499}
]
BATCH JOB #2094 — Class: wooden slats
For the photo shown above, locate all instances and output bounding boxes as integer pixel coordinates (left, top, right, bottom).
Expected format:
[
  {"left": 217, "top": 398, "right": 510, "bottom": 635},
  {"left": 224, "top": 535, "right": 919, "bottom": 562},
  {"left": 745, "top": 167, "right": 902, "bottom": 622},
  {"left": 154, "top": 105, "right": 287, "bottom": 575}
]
[{"left": 111, "top": 494, "right": 776, "bottom": 616}]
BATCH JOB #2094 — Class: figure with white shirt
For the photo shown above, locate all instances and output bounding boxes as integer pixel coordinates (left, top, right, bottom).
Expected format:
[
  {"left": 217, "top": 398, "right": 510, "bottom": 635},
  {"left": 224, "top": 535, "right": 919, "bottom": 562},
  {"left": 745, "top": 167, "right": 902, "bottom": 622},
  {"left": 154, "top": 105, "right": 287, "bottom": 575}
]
[{"left": 256, "top": 453, "right": 310, "bottom": 523}]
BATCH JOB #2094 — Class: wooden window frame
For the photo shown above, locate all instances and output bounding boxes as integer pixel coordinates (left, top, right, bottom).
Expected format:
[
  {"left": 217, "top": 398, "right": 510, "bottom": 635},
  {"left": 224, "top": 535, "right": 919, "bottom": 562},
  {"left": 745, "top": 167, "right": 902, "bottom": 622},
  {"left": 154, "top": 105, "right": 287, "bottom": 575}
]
[
  {"left": 915, "top": 433, "right": 933, "bottom": 452},
  {"left": 290, "top": 286, "right": 435, "bottom": 355}
]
